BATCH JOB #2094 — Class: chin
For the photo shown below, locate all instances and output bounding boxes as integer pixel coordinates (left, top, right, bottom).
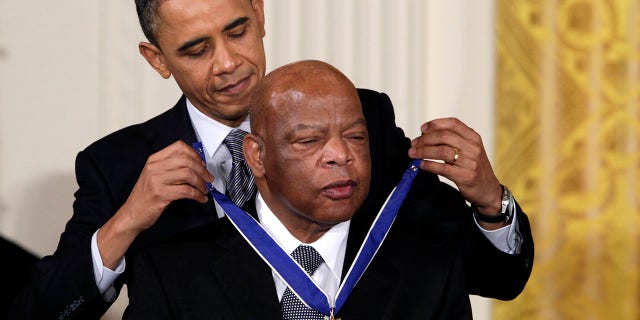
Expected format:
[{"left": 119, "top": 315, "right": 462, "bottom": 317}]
[{"left": 318, "top": 211, "right": 356, "bottom": 225}]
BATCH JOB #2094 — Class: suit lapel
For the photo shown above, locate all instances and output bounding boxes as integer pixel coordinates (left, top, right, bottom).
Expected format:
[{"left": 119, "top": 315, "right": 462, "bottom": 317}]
[
  {"left": 144, "top": 95, "right": 199, "bottom": 152},
  {"left": 210, "top": 231, "right": 281, "bottom": 319},
  {"left": 339, "top": 201, "right": 401, "bottom": 317},
  {"left": 342, "top": 204, "right": 378, "bottom": 278}
]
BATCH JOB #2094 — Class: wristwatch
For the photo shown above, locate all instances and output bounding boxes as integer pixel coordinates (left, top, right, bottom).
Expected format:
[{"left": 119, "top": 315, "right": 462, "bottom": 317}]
[{"left": 472, "top": 185, "right": 513, "bottom": 223}]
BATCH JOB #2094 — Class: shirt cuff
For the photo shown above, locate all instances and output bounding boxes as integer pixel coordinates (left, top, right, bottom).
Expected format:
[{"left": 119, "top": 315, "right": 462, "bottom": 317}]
[
  {"left": 474, "top": 210, "right": 522, "bottom": 255},
  {"left": 91, "top": 230, "right": 126, "bottom": 302}
]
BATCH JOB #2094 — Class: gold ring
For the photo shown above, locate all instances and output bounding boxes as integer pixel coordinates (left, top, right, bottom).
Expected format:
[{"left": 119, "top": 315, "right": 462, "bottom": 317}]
[{"left": 452, "top": 147, "right": 460, "bottom": 163}]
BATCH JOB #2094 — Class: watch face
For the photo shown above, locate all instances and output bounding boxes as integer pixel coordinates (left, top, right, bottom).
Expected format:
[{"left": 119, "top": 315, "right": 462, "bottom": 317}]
[
  {"left": 500, "top": 185, "right": 511, "bottom": 214},
  {"left": 472, "top": 185, "right": 514, "bottom": 223}
]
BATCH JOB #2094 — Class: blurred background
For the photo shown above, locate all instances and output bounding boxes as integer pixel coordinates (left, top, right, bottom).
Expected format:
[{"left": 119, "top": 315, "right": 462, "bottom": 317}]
[{"left": 0, "top": 0, "right": 638, "bottom": 319}]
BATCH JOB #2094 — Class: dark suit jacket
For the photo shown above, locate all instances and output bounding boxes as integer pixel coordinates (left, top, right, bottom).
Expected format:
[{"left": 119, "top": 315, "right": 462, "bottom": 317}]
[
  {"left": 124, "top": 171, "right": 534, "bottom": 319},
  {"left": 8, "top": 90, "right": 532, "bottom": 319},
  {"left": 0, "top": 236, "right": 38, "bottom": 319}
]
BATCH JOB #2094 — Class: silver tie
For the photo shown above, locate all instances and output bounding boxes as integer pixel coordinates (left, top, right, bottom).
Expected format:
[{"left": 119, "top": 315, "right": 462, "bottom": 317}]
[{"left": 222, "top": 129, "right": 256, "bottom": 207}]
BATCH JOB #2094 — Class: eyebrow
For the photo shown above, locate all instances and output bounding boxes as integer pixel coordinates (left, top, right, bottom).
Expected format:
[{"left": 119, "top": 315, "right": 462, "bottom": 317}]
[
  {"left": 289, "top": 118, "right": 367, "bottom": 133},
  {"left": 223, "top": 16, "right": 249, "bottom": 32},
  {"left": 351, "top": 118, "right": 367, "bottom": 127},
  {"left": 177, "top": 36, "right": 208, "bottom": 52},
  {"left": 176, "top": 17, "right": 250, "bottom": 52}
]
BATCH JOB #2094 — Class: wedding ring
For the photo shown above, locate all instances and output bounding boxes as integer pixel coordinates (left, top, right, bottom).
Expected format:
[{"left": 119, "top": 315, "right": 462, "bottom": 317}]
[{"left": 452, "top": 147, "right": 460, "bottom": 163}]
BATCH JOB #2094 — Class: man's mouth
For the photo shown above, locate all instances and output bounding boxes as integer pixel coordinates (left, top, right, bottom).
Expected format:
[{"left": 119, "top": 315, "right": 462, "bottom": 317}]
[
  {"left": 322, "top": 180, "right": 357, "bottom": 200},
  {"left": 217, "top": 75, "right": 252, "bottom": 95}
]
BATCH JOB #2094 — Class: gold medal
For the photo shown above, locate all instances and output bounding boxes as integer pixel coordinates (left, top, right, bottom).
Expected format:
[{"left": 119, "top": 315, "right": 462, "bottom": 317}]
[{"left": 329, "top": 308, "right": 341, "bottom": 320}]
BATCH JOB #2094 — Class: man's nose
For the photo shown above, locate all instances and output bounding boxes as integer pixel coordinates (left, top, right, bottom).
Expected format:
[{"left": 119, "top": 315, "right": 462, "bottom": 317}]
[
  {"left": 212, "top": 42, "right": 241, "bottom": 74},
  {"left": 320, "top": 138, "right": 352, "bottom": 167}
]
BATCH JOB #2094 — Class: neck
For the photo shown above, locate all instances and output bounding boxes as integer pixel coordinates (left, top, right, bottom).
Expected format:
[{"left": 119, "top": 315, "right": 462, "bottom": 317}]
[{"left": 189, "top": 100, "right": 249, "bottom": 128}]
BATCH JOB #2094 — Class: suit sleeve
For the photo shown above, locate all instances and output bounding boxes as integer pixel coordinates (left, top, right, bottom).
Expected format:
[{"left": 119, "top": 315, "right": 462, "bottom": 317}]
[
  {"left": 8, "top": 150, "right": 122, "bottom": 320},
  {"left": 360, "top": 88, "right": 534, "bottom": 300},
  {"left": 464, "top": 200, "right": 534, "bottom": 300}
]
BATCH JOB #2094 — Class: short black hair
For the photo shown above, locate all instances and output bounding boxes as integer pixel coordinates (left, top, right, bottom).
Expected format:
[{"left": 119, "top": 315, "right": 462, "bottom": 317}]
[{"left": 134, "top": 0, "right": 164, "bottom": 47}]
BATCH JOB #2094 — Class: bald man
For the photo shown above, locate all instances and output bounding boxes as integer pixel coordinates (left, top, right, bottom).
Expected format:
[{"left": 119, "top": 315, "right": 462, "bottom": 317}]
[{"left": 125, "top": 61, "right": 533, "bottom": 320}]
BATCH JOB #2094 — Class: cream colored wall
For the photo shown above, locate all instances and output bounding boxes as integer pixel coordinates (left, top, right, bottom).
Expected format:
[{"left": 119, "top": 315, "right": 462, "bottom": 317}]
[{"left": 0, "top": 1, "right": 494, "bottom": 318}]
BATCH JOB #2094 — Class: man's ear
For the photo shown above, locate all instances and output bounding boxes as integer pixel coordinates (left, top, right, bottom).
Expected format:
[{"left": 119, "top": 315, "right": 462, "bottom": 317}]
[
  {"left": 243, "top": 133, "right": 265, "bottom": 178},
  {"left": 139, "top": 42, "right": 172, "bottom": 79},
  {"left": 252, "top": 0, "right": 266, "bottom": 37}
]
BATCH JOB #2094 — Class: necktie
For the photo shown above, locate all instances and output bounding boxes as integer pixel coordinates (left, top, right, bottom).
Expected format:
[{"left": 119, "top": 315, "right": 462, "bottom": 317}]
[
  {"left": 281, "top": 245, "right": 326, "bottom": 320},
  {"left": 223, "top": 129, "right": 256, "bottom": 208}
]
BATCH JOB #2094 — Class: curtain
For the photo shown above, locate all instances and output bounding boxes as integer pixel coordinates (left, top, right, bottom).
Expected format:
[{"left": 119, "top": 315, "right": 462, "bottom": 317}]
[{"left": 494, "top": 0, "right": 640, "bottom": 319}]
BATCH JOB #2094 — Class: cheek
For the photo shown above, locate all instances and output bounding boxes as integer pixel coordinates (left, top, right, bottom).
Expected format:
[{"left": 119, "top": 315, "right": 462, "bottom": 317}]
[
  {"left": 172, "top": 65, "right": 210, "bottom": 90},
  {"left": 265, "top": 154, "right": 315, "bottom": 192},
  {"left": 355, "top": 146, "right": 371, "bottom": 173},
  {"left": 238, "top": 37, "right": 266, "bottom": 69}
]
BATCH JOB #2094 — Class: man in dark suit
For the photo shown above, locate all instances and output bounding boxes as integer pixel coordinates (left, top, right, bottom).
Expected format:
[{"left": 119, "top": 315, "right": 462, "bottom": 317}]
[
  {"left": 125, "top": 60, "right": 533, "bottom": 319},
  {"left": 9, "top": 0, "right": 532, "bottom": 319}
]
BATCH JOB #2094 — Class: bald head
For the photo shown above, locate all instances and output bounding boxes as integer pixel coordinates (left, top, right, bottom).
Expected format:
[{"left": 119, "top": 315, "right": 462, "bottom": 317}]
[{"left": 249, "top": 60, "right": 360, "bottom": 136}]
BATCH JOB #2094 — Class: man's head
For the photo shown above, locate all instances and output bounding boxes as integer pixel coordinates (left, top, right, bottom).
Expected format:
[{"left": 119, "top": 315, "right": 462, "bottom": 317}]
[
  {"left": 244, "top": 60, "right": 371, "bottom": 243},
  {"left": 136, "top": 0, "right": 267, "bottom": 127}
]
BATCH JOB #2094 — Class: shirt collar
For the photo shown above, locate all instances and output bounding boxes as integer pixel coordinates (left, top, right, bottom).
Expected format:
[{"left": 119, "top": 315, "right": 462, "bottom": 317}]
[
  {"left": 256, "top": 192, "right": 350, "bottom": 277},
  {"left": 186, "top": 98, "right": 251, "bottom": 159}
]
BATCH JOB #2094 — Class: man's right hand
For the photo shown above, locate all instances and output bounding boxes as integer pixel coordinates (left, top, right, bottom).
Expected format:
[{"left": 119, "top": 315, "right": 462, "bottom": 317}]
[{"left": 97, "top": 141, "right": 214, "bottom": 269}]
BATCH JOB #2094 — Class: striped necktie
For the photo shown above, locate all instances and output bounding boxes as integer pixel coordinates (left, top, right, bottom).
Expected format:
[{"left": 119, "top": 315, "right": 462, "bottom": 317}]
[{"left": 222, "top": 129, "right": 256, "bottom": 208}]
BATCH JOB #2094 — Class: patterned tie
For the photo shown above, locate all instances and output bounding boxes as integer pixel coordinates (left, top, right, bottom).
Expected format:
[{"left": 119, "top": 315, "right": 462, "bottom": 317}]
[
  {"left": 223, "top": 129, "right": 256, "bottom": 208},
  {"left": 281, "top": 245, "right": 326, "bottom": 320}
]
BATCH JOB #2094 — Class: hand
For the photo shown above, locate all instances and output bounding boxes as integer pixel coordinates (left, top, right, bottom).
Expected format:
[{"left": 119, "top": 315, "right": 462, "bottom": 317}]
[
  {"left": 119, "top": 140, "right": 214, "bottom": 233},
  {"left": 97, "top": 140, "right": 214, "bottom": 268},
  {"left": 408, "top": 118, "right": 502, "bottom": 215}
]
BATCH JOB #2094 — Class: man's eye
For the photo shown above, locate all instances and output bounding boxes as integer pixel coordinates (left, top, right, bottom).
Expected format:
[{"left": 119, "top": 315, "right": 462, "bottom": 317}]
[
  {"left": 187, "top": 45, "right": 209, "bottom": 58},
  {"left": 229, "top": 28, "right": 247, "bottom": 39},
  {"left": 346, "top": 133, "right": 366, "bottom": 141},
  {"left": 297, "top": 139, "right": 318, "bottom": 145}
]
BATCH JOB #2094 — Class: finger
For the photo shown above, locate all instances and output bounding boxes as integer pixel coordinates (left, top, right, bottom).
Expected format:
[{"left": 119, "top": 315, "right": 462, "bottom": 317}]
[
  {"left": 168, "top": 184, "right": 210, "bottom": 204},
  {"left": 148, "top": 140, "right": 207, "bottom": 167},
  {"left": 142, "top": 159, "right": 212, "bottom": 196},
  {"left": 145, "top": 148, "right": 215, "bottom": 184},
  {"left": 132, "top": 178, "right": 208, "bottom": 206},
  {"left": 420, "top": 117, "right": 478, "bottom": 139},
  {"left": 413, "top": 127, "right": 469, "bottom": 151},
  {"left": 161, "top": 166, "right": 212, "bottom": 196},
  {"left": 419, "top": 159, "right": 476, "bottom": 187},
  {"left": 409, "top": 144, "right": 466, "bottom": 166},
  {"left": 419, "top": 159, "right": 462, "bottom": 181}
]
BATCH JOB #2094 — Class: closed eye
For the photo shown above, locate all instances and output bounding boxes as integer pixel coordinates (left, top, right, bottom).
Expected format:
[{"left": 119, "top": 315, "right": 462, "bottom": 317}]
[
  {"left": 296, "top": 138, "right": 319, "bottom": 145},
  {"left": 347, "top": 134, "right": 366, "bottom": 141},
  {"left": 228, "top": 27, "right": 248, "bottom": 39},
  {"left": 186, "top": 45, "right": 209, "bottom": 58}
]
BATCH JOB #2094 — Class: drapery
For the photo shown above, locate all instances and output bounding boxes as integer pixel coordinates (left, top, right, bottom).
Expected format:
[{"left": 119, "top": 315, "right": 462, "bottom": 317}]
[{"left": 494, "top": 0, "right": 640, "bottom": 319}]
